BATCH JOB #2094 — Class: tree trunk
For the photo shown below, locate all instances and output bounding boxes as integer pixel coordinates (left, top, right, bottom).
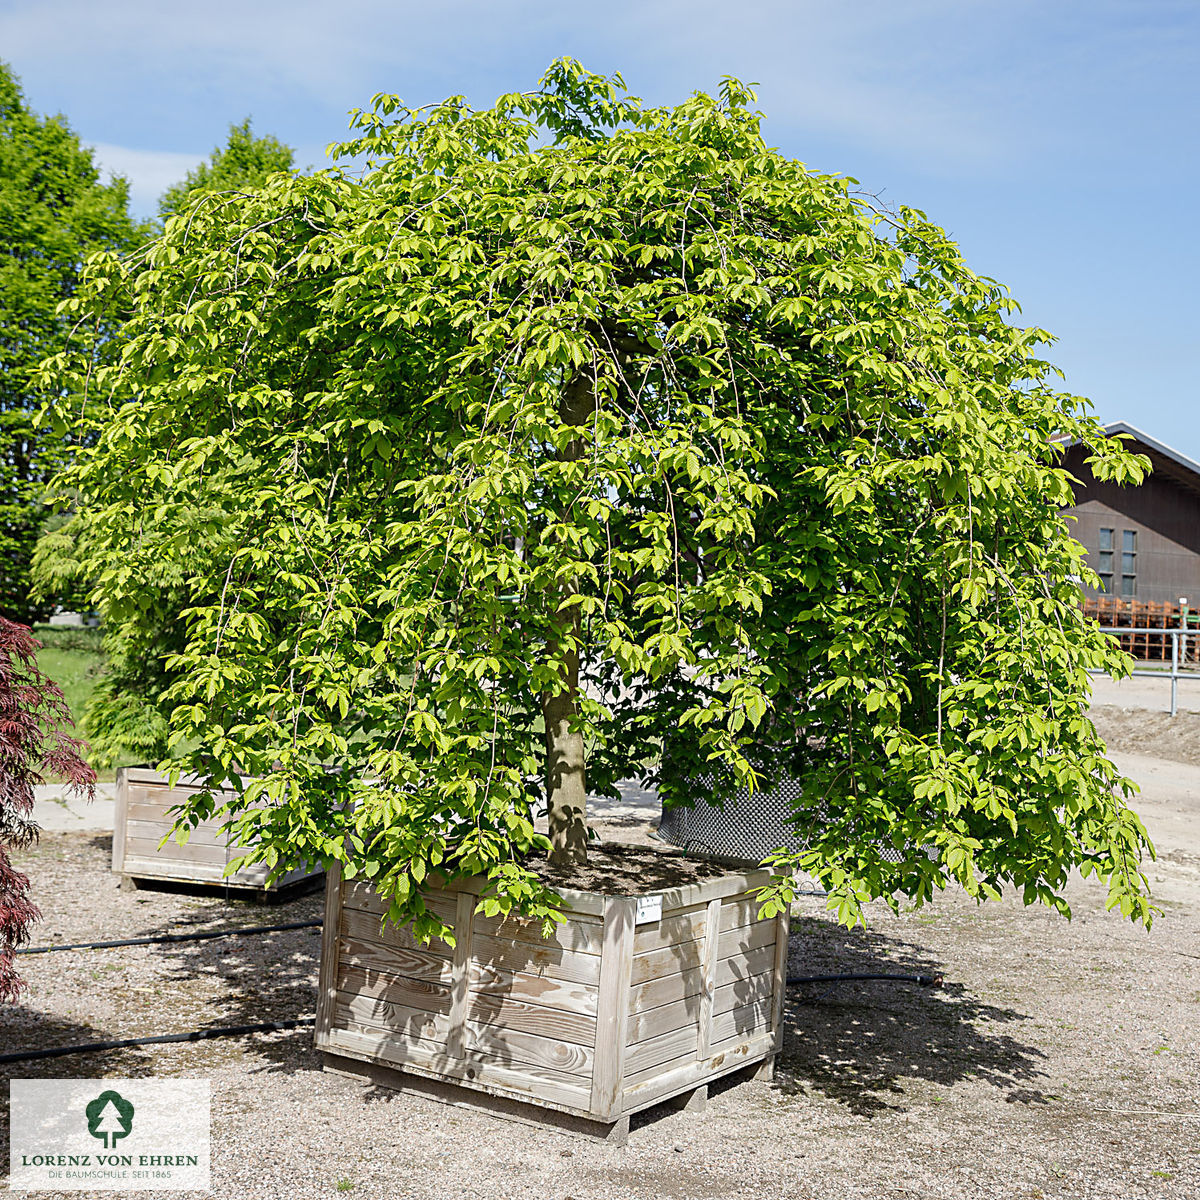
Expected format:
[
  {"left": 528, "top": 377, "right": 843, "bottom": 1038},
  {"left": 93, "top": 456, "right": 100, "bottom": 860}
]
[
  {"left": 544, "top": 372, "right": 595, "bottom": 865},
  {"left": 544, "top": 642, "right": 588, "bottom": 865}
]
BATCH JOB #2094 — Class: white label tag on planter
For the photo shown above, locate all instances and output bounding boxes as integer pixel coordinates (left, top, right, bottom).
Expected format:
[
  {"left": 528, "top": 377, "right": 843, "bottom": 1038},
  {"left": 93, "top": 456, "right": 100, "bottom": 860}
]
[{"left": 635, "top": 895, "right": 663, "bottom": 925}]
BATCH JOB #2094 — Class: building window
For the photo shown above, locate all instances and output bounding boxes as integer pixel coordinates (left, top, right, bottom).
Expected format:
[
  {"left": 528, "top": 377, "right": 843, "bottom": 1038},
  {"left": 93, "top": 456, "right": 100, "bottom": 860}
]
[
  {"left": 1121, "top": 529, "right": 1137, "bottom": 597},
  {"left": 1098, "top": 527, "right": 1114, "bottom": 593}
]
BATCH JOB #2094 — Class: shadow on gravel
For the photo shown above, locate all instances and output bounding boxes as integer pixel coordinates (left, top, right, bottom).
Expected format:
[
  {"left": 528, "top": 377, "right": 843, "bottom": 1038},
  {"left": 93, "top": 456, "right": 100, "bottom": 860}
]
[
  {"left": 150, "top": 892, "right": 325, "bottom": 1076},
  {"left": 0, "top": 1012, "right": 156, "bottom": 1081},
  {"left": 9, "top": 830, "right": 322, "bottom": 1084},
  {"left": 86, "top": 832, "right": 114, "bottom": 856},
  {"left": 775, "top": 916, "right": 1047, "bottom": 1117},
  {"left": 0, "top": 1011, "right": 157, "bottom": 1149}
]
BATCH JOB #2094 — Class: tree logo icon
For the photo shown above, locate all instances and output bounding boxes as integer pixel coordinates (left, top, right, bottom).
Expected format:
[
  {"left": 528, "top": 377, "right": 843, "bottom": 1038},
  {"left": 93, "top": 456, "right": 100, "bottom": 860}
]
[{"left": 85, "top": 1089, "right": 135, "bottom": 1149}]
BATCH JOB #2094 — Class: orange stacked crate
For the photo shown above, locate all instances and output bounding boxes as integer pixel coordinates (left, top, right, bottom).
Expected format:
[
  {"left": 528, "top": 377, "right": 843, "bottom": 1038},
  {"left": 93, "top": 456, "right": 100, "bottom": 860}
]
[{"left": 1081, "top": 595, "right": 1183, "bottom": 663}]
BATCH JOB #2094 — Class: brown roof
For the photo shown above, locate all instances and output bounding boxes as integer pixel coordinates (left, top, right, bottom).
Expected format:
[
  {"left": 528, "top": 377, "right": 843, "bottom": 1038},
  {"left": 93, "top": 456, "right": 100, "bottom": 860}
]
[{"left": 1100, "top": 422, "right": 1200, "bottom": 500}]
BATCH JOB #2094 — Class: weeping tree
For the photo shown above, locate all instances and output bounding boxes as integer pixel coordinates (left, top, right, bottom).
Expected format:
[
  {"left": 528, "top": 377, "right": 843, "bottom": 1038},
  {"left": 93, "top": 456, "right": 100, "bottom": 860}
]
[
  {"left": 42, "top": 62, "right": 1155, "bottom": 936},
  {"left": 35, "top": 118, "right": 296, "bottom": 771}
]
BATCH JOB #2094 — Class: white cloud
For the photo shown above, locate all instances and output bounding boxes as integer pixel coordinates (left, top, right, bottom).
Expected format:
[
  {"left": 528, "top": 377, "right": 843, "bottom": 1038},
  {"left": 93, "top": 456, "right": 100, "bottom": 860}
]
[
  {"left": 87, "top": 143, "right": 205, "bottom": 217},
  {"left": 5, "top": 0, "right": 1196, "bottom": 189},
  {"left": 0, "top": 2, "right": 997, "bottom": 125},
  {"left": 86, "top": 140, "right": 338, "bottom": 218}
]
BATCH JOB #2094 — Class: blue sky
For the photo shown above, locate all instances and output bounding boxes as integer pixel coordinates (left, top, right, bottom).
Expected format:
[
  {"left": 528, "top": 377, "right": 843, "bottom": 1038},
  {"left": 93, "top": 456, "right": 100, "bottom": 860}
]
[{"left": 2, "top": 0, "right": 1196, "bottom": 455}]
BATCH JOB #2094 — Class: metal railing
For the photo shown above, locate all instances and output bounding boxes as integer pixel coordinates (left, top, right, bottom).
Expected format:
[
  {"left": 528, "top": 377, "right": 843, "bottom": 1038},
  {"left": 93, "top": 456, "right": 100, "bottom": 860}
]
[{"left": 1091, "top": 626, "right": 1200, "bottom": 716}]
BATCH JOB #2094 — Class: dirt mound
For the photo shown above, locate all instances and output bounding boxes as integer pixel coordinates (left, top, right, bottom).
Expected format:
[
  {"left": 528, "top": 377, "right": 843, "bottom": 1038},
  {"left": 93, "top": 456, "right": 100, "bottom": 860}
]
[{"left": 1090, "top": 704, "right": 1200, "bottom": 768}]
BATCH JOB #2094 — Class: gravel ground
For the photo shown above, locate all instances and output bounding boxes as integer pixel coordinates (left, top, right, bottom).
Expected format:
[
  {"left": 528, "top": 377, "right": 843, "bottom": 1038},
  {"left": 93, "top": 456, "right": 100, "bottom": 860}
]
[{"left": 3, "top": 764, "right": 1198, "bottom": 1199}]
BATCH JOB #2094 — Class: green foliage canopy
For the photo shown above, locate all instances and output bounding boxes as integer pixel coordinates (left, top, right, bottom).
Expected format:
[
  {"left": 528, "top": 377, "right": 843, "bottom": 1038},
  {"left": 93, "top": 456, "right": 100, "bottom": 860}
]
[
  {"left": 0, "top": 60, "right": 143, "bottom": 621},
  {"left": 43, "top": 62, "right": 1155, "bottom": 935},
  {"left": 36, "top": 117, "right": 296, "bottom": 769},
  {"left": 158, "top": 118, "right": 295, "bottom": 220}
]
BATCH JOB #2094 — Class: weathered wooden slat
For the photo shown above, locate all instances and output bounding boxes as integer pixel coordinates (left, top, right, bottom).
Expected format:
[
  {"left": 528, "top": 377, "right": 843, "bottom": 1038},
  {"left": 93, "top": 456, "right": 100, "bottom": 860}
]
[
  {"left": 125, "top": 820, "right": 237, "bottom": 849},
  {"left": 339, "top": 938, "right": 457, "bottom": 988},
  {"left": 409, "top": 874, "right": 608, "bottom": 919},
  {"left": 709, "top": 999, "right": 773, "bottom": 1046},
  {"left": 628, "top": 965, "right": 705, "bottom": 1013},
  {"left": 111, "top": 775, "right": 130, "bottom": 875},
  {"left": 470, "top": 933, "right": 602, "bottom": 988},
  {"left": 706, "top": 1025, "right": 777, "bottom": 1064},
  {"left": 631, "top": 906, "right": 707, "bottom": 953},
  {"left": 713, "top": 971, "right": 774, "bottom": 1016},
  {"left": 624, "top": 1024, "right": 700, "bottom": 1080},
  {"left": 125, "top": 802, "right": 212, "bottom": 824},
  {"left": 341, "top": 907, "right": 456, "bottom": 957},
  {"left": 121, "top": 853, "right": 239, "bottom": 881},
  {"left": 589, "top": 897, "right": 636, "bottom": 1120},
  {"left": 468, "top": 962, "right": 600, "bottom": 1016},
  {"left": 770, "top": 909, "right": 789, "bottom": 1050},
  {"left": 718, "top": 896, "right": 767, "bottom": 932},
  {"left": 315, "top": 868, "right": 344, "bottom": 1050},
  {"left": 329, "top": 1014, "right": 462, "bottom": 1065},
  {"left": 717, "top": 915, "right": 779, "bottom": 960},
  {"left": 121, "top": 767, "right": 219, "bottom": 788},
  {"left": 119, "top": 860, "right": 307, "bottom": 889},
  {"left": 696, "top": 897, "right": 722, "bottom": 1059},
  {"left": 626, "top": 996, "right": 699, "bottom": 1047},
  {"left": 336, "top": 995, "right": 449, "bottom": 1047},
  {"left": 715, "top": 943, "right": 775, "bottom": 987},
  {"left": 119, "top": 857, "right": 229, "bottom": 883},
  {"left": 652, "top": 871, "right": 772, "bottom": 915},
  {"left": 342, "top": 881, "right": 459, "bottom": 924},
  {"left": 125, "top": 794, "right": 231, "bottom": 814},
  {"left": 472, "top": 909, "right": 603, "bottom": 952},
  {"left": 622, "top": 1032, "right": 777, "bottom": 1106},
  {"left": 337, "top": 963, "right": 453, "bottom": 1018},
  {"left": 125, "top": 831, "right": 310, "bottom": 879},
  {"left": 630, "top": 939, "right": 705, "bottom": 986},
  {"left": 129, "top": 790, "right": 235, "bottom": 814},
  {"left": 128, "top": 801, "right": 283, "bottom": 830},
  {"left": 124, "top": 809, "right": 253, "bottom": 841},
  {"left": 325, "top": 1023, "right": 592, "bottom": 1114},
  {"left": 124, "top": 837, "right": 228, "bottom": 865},
  {"left": 446, "top": 892, "right": 475, "bottom": 1060},
  {"left": 462, "top": 1019, "right": 594, "bottom": 1078},
  {"left": 334, "top": 999, "right": 596, "bottom": 1079},
  {"left": 466, "top": 990, "right": 597, "bottom": 1047}
]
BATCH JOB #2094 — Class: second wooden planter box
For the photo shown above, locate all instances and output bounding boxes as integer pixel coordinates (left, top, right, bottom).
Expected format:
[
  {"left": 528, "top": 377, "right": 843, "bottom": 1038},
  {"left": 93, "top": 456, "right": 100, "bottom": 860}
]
[
  {"left": 315, "top": 858, "right": 789, "bottom": 1139},
  {"left": 112, "top": 766, "right": 323, "bottom": 895}
]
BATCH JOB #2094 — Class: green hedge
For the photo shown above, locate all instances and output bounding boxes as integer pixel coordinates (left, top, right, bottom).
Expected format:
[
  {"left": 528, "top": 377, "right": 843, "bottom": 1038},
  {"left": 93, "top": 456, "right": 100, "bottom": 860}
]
[{"left": 31, "top": 623, "right": 104, "bottom": 652}]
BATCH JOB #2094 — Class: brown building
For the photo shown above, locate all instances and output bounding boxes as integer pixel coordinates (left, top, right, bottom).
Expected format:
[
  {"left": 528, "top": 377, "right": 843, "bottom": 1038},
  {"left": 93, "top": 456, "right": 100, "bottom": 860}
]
[{"left": 1062, "top": 421, "right": 1200, "bottom": 607}]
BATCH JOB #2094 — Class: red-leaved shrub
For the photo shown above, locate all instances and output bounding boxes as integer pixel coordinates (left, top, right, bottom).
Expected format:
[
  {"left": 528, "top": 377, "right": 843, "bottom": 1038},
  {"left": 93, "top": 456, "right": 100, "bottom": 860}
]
[{"left": 0, "top": 618, "right": 95, "bottom": 1000}]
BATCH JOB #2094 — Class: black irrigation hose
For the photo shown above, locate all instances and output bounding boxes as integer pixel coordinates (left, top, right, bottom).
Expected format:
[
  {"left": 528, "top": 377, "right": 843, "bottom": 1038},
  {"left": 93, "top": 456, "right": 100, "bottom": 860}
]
[
  {"left": 1, "top": 979, "right": 942, "bottom": 1064},
  {"left": 788, "top": 972, "right": 943, "bottom": 987},
  {"left": 16, "top": 920, "right": 322, "bottom": 956},
  {"left": 0, "top": 1018, "right": 317, "bottom": 1065}
]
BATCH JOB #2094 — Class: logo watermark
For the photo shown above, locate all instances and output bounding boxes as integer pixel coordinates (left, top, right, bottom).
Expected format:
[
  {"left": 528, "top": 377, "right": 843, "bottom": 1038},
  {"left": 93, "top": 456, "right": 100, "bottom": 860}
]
[
  {"left": 86, "top": 1089, "right": 135, "bottom": 1149},
  {"left": 9, "top": 1079, "right": 210, "bottom": 1192}
]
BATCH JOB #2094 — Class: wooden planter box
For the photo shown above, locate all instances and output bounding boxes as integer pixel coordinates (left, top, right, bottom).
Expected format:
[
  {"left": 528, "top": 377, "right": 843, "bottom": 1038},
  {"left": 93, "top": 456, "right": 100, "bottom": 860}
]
[
  {"left": 112, "top": 767, "right": 323, "bottom": 895},
  {"left": 315, "top": 860, "right": 789, "bottom": 1140}
]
